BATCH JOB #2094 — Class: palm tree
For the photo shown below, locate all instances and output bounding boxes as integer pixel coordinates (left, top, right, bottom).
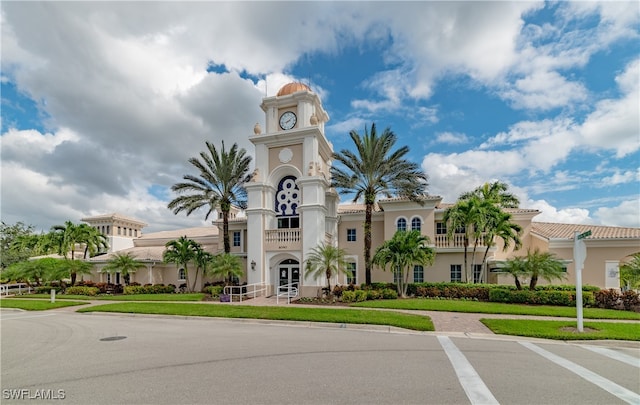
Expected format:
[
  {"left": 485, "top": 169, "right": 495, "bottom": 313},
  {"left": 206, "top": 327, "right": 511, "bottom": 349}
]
[
  {"left": 192, "top": 247, "right": 214, "bottom": 292},
  {"left": 103, "top": 252, "right": 146, "bottom": 286},
  {"left": 50, "top": 221, "right": 99, "bottom": 285},
  {"left": 304, "top": 244, "right": 350, "bottom": 294},
  {"left": 206, "top": 253, "right": 243, "bottom": 286},
  {"left": 620, "top": 252, "right": 640, "bottom": 291},
  {"left": 460, "top": 181, "right": 520, "bottom": 208},
  {"left": 163, "top": 237, "right": 199, "bottom": 292},
  {"left": 479, "top": 210, "right": 523, "bottom": 282},
  {"left": 443, "top": 197, "right": 489, "bottom": 282},
  {"left": 372, "top": 230, "right": 436, "bottom": 297},
  {"left": 168, "top": 141, "right": 252, "bottom": 254},
  {"left": 503, "top": 248, "right": 566, "bottom": 289},
  {"left": 331, "top": 123, "right": 428, "bottom": 285},
  {"left": 76, "top": 224, "right": 108, "bottom": 259},
  {"left": 50, "top": 221, "right": 80, "bottom": 260}
]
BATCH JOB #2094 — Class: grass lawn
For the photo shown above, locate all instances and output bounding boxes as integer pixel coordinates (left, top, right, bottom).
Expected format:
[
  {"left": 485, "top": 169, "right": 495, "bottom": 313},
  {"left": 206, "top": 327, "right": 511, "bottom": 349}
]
[
  {"left": 9, "top": 293, "right": 205, "bottom": 301},
  {"left": 481, "top": 319, "right": 640, "bottom": 341},
  {"left": 352, "top": 298, "right": 640, "bottom": 320},
  {"left": 77, "top": 302, "right": 434, "bottom": 331},
  {"left": 0, "top": 299, "right": 88, "bottom": 311}
]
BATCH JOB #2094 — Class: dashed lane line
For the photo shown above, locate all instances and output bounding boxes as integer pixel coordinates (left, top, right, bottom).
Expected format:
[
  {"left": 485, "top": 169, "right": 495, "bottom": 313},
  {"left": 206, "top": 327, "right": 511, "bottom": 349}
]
[
  {"left": 520, "top": 341, "right": 640, "bottom": 405},
  {"left": 437, "top": 335, "right": 499, "bottom": 405}
]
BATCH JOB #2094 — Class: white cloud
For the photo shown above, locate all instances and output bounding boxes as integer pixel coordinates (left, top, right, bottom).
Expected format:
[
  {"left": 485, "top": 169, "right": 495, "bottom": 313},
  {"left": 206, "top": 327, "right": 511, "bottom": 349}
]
[
  {"left": 600, "top": 169, "right": 640, "bottom": 186},
  {"left": 594, "top": 200, "right": 640, "bottom": 228},
  {"left": 500, "top": 70, "right": 588, "bottom": 110},
  {"left": 529, "top": 199, "right": 593, "bottom": 224},
  {"left": 435, "top": 132, "right": 469, "bottom": 145}
]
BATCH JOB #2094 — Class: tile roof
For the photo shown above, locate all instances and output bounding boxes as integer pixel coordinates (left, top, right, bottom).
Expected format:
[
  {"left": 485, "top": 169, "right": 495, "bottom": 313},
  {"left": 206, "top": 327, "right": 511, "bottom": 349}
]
[
  {"left": 138, "top": 226, "right": 218, "bottom": 240},
  {"left": 81, "top": 213, "right": 148, "bottom": 226},
  {"left": 531, "top": 222, "right": 640, "bottom": 240},
  {"left": 337, "top": 203, "right": 382, "bottom": 214},
  {"left": 88, "top": 246, "right": 167, "bottom": 262}
]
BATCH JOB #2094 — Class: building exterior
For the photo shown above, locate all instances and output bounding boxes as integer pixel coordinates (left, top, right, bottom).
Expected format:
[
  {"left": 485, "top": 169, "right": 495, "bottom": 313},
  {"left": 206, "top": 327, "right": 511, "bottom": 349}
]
[{"left": 85, "top": 83, "right": 640, "bottom": 295}]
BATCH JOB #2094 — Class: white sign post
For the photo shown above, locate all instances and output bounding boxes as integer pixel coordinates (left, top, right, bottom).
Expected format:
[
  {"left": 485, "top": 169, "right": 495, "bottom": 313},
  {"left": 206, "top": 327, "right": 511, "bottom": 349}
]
[{"left": 574, "top": 230, "right": 590, "bottom": 332}]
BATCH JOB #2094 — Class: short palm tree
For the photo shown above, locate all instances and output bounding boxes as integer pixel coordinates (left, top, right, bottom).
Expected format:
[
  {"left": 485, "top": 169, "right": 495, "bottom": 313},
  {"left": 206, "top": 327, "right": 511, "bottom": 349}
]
[
  {"left": 331, "top": 123, "right": 428, "bottom": 285},
  {"left": 163, "top": 237, "right": 199, "bottom": 292},
  {"left": 620, "top": 252, "right": 640, "bottom": 290},
  {"left": 192, "top": 247, "right": 214, "bottom": 292},
  {"left": 103, "top": 252, "right": 146, "bottom": 286},
  {"left": 503, "top": 248, "right": 566, "bottom": 289},
  {"left": 372, "top": 230, "right": 435, "bottom": 297},
  {"left": 168, "top": 141, "right": 252, "bottom": 254},
  {"left": 479, "top": 210, "right": 522, "bottom": 282},
  {"left": 304, "top": 243, "right": 350, "bottom": 294},
  {"left": 207, "top": 253, "right": 243, "bottom": 286}
]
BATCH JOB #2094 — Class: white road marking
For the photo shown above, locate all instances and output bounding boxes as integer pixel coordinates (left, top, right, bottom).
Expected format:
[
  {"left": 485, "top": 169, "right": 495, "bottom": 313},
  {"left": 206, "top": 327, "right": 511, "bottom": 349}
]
[
  {"left": 521, "top": 341, "right": 640, "bottom": 405},
  {"left": 437, "top": 335, "right": 499, "bottom": 405},
  {"left": 581, "top": 345, "right": 640, "bottom": 368}
]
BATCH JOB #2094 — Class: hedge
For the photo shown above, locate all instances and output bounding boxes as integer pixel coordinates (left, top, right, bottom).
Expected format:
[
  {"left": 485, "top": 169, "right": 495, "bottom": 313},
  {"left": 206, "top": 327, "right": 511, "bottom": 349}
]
[
  {"left": 203, "top": 285, "right": 224, "bottom": 297},
  {"left": 123, "top": 284, "right": 176, "bottom": 295},
  {"left": 488, "top": 288, "right": 594, "bottom": 307},
  {"left": 65, "top": 286, "right": 100, "bottom": 296}
]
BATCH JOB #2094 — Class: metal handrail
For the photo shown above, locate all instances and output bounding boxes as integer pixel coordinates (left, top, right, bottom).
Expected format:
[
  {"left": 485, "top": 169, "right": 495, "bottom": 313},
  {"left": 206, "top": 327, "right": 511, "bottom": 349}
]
[
  {"left": 0, "top": 283, "right": 32, "bottom": 296},
  {"left": 223, "top": 282, "right": 267, "bottom": 302},
  {"left": 276, "top": 283, "right": 299, "bottom": 304}
]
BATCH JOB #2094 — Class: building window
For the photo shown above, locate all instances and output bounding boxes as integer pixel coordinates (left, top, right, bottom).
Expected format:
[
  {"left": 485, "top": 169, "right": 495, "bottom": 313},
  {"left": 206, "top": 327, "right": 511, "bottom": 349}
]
[
  {"left": 106, "top": 226, "right": 110, "bottom": 235},
  {"left": 450, "top": 265, "right": 462, "bottom": 282},
  {"left": 346, "top": 262, "right": 356, "bottom": 285},
  {"left": 411, "top": 217, "right": 421, "bottom": 231},
  {"left": 414, "top": 265, "right": 424, "bottom": 283},
  {"left": 275, "top": 175, "right": 300, "bottom": 229},
  {"left": 178, "top": 269, "right": 186, "bottom": 280},
  {"left": 473, "top": 265, "right": 482, "bottom": 284},
  {"left": 129, "top": 228, "right": 132, "bottom": 236},
  {"left": 117, "top": 226, "right": 121, "bottom": 235},
  {"left": 233, "top": 231, "right": 241, "bottom": 247},
  {"left": 396, "top": 218, "right": 407, "bottom": 232},
  {"left": 455, "top": 225, "right": 466, "bottom": 234},
  {"left": 106, "top": 273, "right": 111, "bottom": 284},
  {"left": 134, "top": 229, "right": 137, "bottom": 237},
  {"left": 347, "top": 228, "right": 356, "bottom": 242},
  {"left": 436, "top": 222, "right": 447, "bottom": 235}
]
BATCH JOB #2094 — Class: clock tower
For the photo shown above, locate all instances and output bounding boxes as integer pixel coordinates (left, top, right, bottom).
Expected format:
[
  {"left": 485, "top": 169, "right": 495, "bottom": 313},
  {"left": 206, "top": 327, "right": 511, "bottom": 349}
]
[{"left": 245, "top": 82, "right": 338, "bottom": 297}]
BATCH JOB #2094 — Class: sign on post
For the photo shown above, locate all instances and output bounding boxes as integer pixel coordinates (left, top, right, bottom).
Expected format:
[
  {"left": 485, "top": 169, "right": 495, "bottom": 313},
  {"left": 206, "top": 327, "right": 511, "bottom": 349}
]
[{"left": 574, "top": 230, "right": 590, "bottom": 332}]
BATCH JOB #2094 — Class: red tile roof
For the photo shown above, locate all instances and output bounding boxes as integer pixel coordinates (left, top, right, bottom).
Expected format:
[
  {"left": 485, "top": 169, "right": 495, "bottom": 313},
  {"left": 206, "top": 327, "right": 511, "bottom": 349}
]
[{"left": 531, "top": 222, "right": 640, "bottom": 240}]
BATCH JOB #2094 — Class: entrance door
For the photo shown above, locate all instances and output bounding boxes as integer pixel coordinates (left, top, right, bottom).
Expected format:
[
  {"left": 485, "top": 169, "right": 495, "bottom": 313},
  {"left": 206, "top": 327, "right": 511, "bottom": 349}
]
[{"left": 278, "top": 259, "right": 300, "bottom": 288}]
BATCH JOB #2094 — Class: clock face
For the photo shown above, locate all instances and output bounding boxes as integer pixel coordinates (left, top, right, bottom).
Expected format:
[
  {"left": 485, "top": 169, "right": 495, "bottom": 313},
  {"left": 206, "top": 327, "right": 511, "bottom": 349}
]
[{"left": 279, "top": 111, "right": 297, "bottom": 130}]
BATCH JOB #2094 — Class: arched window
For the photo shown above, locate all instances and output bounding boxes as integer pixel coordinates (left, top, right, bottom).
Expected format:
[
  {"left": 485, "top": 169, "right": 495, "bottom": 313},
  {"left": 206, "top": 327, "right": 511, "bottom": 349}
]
[
  {"left": 411, "top": 217, "right": 422, "bottom": 231},
  {"left": 275, "top": 176, "right": 300, "bottom": 228},
  {"left": 396, "top": 218, "right": 407, "bottom": 232}
]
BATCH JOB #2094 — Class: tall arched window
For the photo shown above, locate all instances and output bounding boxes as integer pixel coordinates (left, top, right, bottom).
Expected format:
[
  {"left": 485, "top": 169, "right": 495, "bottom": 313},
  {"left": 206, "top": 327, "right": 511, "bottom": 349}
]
[
  {"left": 396, "top": 218, "right": 407, "bottom": 232},
  {"left": 275, "top": 176, "right": 300, "bottom": 228},
  {"left": 411, "top": 217, "right": 422, "bottom": 231}
]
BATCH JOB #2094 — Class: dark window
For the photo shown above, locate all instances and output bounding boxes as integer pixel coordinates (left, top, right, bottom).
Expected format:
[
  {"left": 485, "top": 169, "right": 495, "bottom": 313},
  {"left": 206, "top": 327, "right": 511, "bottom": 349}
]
[
  {"left": 347, "top": 228, "right": 356, "bottom": 242},
  {"left": 436, "top": 223, "right": 447, "bottom": 235},
  {"left": 397, "top": 218, "right": 407, "bottom": 232},
  {"left": 411, "top": 217, "right": 421, "bottom": 231},
  {"left": 233, "top": 231, "right": 241, "bottom": 247},
  {"left": 473, "top": 265, "right": 482, "bottom": 283},
  {"left": 450, "top": 265, "right": 462, "bottom": 282},
  {"left": 414, "top": 265, "right": 424, "bottom": 283},
  {"left": 346, "top": 263, "right": 356, "bottom": 284}
]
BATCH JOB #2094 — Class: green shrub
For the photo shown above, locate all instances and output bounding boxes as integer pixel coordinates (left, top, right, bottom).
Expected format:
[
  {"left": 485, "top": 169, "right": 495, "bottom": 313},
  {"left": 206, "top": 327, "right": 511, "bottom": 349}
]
[
  {"left": 381, "top": 288, "right": 398, "bottom": 300},
  {"left": 124, "top": 284, "right": 175, "bottom": 295},
  {"left": 594, "top": 289, "right": 621, "bottom": 309},
  {"left": 65, "top": 286, "right": 99, "bottom": 296},
  {"left": 366, "top": 289, "right": 381, "bottom": 300},
  {"left": 341, "top": 291, "right": 356, "bottom": 303},
  {"left": 621, "top": 290, "right": 640, "bottom": 311},
  {"left": 203, "top": 285, "right": 223, "bottom": 297},
  {"left": 354, "top": 290, "right": 368, "bottom": 302},
  {"left": 35, "top": 286, "right": 63, "bottom": 294},
  {"left": 489, "top": 289, "right": 577, "bottom": 306}
]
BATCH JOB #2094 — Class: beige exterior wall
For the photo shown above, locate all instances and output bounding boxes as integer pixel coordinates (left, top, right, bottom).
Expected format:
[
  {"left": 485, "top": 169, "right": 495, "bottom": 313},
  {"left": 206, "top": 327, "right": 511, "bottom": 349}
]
[{"left": 268, "top": 144, "right": 303, "bottom": 173}]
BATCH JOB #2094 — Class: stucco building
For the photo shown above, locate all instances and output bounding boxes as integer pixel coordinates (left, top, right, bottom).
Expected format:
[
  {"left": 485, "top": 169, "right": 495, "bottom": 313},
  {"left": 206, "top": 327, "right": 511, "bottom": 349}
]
[{"left": 85, "top": 83, "right": 640, "bottom": 296}]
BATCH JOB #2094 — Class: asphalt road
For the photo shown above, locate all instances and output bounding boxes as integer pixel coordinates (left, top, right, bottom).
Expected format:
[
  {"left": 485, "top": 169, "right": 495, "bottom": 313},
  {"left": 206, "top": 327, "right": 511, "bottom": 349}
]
[{"left": 1, "top": 311, "right": 639, "bottom": 405}]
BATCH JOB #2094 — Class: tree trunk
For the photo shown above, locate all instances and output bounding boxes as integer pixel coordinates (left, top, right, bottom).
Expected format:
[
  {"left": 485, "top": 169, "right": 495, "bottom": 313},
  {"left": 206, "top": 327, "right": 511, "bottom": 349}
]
[
  {"left": 364, "top": 202, "right": 373, "bottom": 285},
  {"left": 514, "top": 276, "right": 522, "bottom": 290},
  {"left": 463, "top": 237, "right": 469, "bottom": 283},
  {"left": 529, "top": 275, "right": 538, "bottom": 290},
  {"left": 223, "top": 209, "right": 231, "bottom": 254}
]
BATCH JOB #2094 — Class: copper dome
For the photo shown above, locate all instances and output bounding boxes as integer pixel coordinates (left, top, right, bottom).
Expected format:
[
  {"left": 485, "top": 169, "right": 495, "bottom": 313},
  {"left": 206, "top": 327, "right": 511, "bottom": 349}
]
[{"left": 277, "top": 82, "right": 311, "bottom": 97}]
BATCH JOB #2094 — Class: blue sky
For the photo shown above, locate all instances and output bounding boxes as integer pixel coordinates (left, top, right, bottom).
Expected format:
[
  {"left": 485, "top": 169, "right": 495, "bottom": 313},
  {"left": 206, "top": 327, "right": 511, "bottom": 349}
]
[{"left": 1, "top": 1, "right": 638, "bottom": 233}]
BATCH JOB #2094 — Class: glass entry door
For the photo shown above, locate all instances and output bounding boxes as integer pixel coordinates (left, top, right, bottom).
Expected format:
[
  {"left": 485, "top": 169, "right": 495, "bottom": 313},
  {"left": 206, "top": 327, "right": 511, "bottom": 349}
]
[{"left": 278, "top": 259, "right": 300, "bottom": 288}]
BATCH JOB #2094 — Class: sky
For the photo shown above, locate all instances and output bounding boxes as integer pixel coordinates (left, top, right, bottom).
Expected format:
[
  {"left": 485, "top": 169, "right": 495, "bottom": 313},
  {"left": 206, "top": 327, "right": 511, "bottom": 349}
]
[{"left": 1, "top": 1, "right": 639, "bottom": 233}]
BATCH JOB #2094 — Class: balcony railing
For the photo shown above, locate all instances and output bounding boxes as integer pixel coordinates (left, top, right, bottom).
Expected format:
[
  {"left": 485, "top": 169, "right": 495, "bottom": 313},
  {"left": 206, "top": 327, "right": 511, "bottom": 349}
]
[
  {"left": 265, "top": 229, "right": 301, "bottom": 251},
  {"left": 434, "top": 234, "right": 488, "bottom": 248}
]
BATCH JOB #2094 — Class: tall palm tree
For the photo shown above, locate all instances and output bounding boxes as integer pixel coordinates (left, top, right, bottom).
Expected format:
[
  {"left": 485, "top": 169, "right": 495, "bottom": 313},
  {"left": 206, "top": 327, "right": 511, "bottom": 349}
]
[
  {"left": 168, "top": 141, "right": 252, "bottom": 254},
  {"left": 479, "top": 210, "right": 522, "bottom": 282},
  {"left": 372, "top": 230, "right": 435, "bottom": 297},
  {"left": 50, "top": 221, "right": 80, "bottom": 260},
  {"left": 443, "top": 197, "right": 488, "bottom": 282},
  {"left": 331, "top": 123, "right": 428, "bottom": 285},
  {"left": 103, "top": 252, "right": 146, "bottom": 286},
  {"left": 163, "top": 236, "right": 199, "bottom": 292},
  {"left": 50, "top": 221, "right": 99, "bottom": 285},
  {"left": 76, "top": 224, "right": 108, "bottom": 259},
  {"left": 304, "top": 244, "right": 350, "bottom": 294},
  {"left": 460, "top": 181, "right": 520, "bottom": 208}
]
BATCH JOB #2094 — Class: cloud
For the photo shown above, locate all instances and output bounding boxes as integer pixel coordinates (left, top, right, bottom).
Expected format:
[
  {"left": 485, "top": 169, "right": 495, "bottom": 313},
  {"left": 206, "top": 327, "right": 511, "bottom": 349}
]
[
  {"left": 594, "top": 200, "right": 640, "bottom": 228},
  {"left": 435, "top": 132, "right": 469, "bottom": 145},
  {"left": 528, "top": 199, "right": 593, "bottom": 224}
]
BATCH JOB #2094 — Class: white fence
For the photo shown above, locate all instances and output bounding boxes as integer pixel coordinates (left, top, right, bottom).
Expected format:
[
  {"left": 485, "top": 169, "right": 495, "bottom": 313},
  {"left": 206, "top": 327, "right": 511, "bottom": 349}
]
[
  {"left": 276, "top": 283, "right": 299, "bottom": 304},
  {"left": 223, "top": 282, "right": 267, "bottom": 303},
  {"left": 0, "top": 283, "right": 32, "bottom": 296}
]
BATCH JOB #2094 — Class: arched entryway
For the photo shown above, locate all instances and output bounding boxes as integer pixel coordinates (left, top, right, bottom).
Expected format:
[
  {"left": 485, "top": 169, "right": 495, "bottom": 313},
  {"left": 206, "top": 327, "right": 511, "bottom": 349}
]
[{"left": 277, "top": 259, "right": 300, "bottom": 289}]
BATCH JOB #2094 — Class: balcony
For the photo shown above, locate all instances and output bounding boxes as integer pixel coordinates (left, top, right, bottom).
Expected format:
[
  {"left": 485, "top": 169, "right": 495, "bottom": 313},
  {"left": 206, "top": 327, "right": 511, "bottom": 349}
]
[
  {"left": 434, "top": 234, "right": 487, "bottom": 248},
  {"left": 265, "top": 229, "right": 301, "bottom": 251}
]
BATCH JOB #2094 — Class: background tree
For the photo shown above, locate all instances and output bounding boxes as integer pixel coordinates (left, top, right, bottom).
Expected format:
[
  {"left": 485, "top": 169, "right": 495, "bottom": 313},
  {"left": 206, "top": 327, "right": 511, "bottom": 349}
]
[
  {"left": 1, "top": 221, "right": 40, "bottom": 268},
  {"left": 192, "top": 247, "right": 214, "bottom": 292},
  {"left": 206, "top": 253, "right": 243, "bottom": 286},
  {"left": 304, "top": 244, "right": 349, "bottom": 294},
  {"left": 331, "top": 123, "right": 428, "bottom": 285},
  {"left": 103, "top": 252, "right": 146, "bottom": 286},
  {"left": 479, "top": 210, "right": 522, "bottom": 282},
  {"left": 168, "top": 141, "right": 252, "bottom": 254},
  {"left": 620, "top": 252, "right": 640, "bottom": 291},
  {"left": 76, "top": 224, "right": 108, "bottom": 259},
  {"left": 460, "top": 181, "right": 520, "bottom": 208},
  {"left": 163, "top": 237, "right": 199, "bottom": 292},
  {"left": 443, "top": 197, "right": 486, "bottom": 282},
  {"left": 372, "top": 230, "right": 435, "bottom": 297}
]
